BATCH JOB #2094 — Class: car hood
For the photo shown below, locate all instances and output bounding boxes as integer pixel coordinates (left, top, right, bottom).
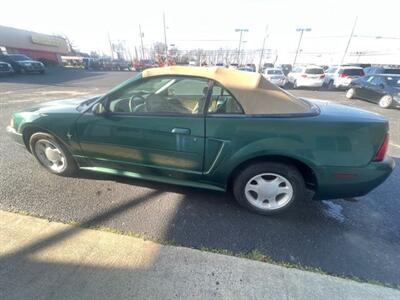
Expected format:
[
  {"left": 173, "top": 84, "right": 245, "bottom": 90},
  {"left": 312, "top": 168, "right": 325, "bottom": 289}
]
[
  {"left": 19, "top": 95, "right": 101, "bottom": 114},
  {"left": 306, "top": 99, "right": 386, "bottom": 122}
]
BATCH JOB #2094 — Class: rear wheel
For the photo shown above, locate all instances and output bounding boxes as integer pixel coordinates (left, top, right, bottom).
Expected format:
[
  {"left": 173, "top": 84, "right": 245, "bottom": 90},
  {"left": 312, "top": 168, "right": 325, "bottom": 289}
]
[
  {"left": 29, "top": 132, "right": 77, "bottom": 176},
  {"left": 378, "top": 95, "right": 393, "bottom": 108},
  {"left": 233, "top": 162, "right": 306, "bottom": 215},
  {"left": 346, "top": 88, "right": 355, "bottom": 99}
]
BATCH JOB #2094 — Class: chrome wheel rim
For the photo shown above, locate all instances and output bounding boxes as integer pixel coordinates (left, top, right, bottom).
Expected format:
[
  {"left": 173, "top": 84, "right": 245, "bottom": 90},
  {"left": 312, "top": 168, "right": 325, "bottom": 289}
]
[
  {"left": 346, "top": 89, "right": 354, "bottom": 98},
  {"left": 34, "top": 139, "right": 67, "bottom": 172},
  {"left": 379, "top": 96, "right": 392, "bottom": 108},
  {"left": 245, "top": 173, "right": 293, "bottom": 211}
]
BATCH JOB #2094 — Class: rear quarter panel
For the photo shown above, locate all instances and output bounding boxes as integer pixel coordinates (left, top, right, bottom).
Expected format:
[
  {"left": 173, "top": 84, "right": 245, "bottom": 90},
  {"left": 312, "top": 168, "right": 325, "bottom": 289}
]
[{"left": 204, "top": 113, "right": 387, "bottom": 189}]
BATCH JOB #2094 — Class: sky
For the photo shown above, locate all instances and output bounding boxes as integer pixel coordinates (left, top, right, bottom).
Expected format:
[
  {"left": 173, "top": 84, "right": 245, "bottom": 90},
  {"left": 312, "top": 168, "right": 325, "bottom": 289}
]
[{"left": 2, "top": 0, "right": 400, "bottom": 64}]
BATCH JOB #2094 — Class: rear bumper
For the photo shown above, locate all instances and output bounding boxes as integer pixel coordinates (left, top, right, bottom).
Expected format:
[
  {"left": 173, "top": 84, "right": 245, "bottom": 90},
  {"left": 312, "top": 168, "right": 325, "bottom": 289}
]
[
  {"left": 314, "top": 156, "right": 395, "bottom": 200},
  {"left": 297, "top": 80, "right": 324, "bottom": 88},
  {"left": 6, "top": 126, "right": 25, "bottom": 146}
]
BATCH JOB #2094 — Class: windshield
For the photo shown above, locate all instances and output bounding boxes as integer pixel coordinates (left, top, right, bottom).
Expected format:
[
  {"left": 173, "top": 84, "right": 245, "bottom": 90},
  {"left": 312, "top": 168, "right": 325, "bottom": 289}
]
[
  {"left": 8, "top": 54, "right": 32, "bottom": 61},
  {"left": 266, "top": 70, "right": 283, "bottom": 75},
  {"left": 385, "top": 76, "right": 400, "bottom": 87},
  {"left": 305, "top": 68, "right": 324, "bottom": 74},
  {"left": 340, "top": 69, "right": 364, "bottom": 76}
]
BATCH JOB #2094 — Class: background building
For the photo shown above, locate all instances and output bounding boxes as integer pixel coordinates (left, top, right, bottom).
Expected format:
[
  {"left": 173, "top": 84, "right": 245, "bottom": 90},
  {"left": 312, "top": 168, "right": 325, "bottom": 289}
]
[{"left": 0, "top": 25, "right": 69, "bottom": 64}]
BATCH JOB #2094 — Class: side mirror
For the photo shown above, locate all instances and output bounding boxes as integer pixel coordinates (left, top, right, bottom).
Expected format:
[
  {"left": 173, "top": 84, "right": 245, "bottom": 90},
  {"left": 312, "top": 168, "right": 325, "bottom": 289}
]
[{"left": 92, "top": 102, "right": 106, "bottom": 116}]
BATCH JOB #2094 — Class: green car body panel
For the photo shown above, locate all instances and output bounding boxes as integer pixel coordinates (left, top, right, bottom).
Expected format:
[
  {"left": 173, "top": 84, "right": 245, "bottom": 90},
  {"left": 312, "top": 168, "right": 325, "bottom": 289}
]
[{"left": 6, "top": 73, "right": 395, "bottom": 201}]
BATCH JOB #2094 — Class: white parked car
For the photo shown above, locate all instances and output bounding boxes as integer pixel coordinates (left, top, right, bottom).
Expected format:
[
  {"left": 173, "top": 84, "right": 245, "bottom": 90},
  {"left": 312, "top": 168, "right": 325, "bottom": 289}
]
[
  {"left": 287, "top": 66, "right": 325, "bottom": 89},
  {"left": 263, "top": 68, "right": 287, "bottom": 87},
  {"left": 324, "top": 66, "right": 365, "bottom": 89}
]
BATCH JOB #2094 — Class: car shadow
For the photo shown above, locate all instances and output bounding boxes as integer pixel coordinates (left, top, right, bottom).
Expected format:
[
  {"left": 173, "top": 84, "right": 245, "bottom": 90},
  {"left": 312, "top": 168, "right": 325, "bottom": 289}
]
[{"left": 70, "top": 159, "right": 400, "bottom": 285}]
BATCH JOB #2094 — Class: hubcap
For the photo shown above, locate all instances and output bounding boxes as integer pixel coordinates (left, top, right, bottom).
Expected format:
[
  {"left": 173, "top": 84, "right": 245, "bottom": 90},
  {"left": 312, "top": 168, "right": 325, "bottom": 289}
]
[
  {"left": 380, "top": 96, "right": 392, "bottom": 108},
  {"left": 244, "top": 173, "right": 293, "bottom": 211},
  {"left": 346, "top": 89, "right": 354, "bottom": 98},
  {"left": 34, "top": 139, "right": 67, "bottom": 172}
]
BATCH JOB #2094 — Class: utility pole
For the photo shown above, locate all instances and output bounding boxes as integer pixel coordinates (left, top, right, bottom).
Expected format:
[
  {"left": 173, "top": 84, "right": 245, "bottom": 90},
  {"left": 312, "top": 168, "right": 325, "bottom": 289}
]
[
  {"left": 108, "top": 33, "right": 114, "bottom": 59},
  {"left": 293, "top": 28, "right": 311, "bottom": 66},
  {"left": 340, "top": 16, "right": 358, "bottom": 65},
  {"left": 258, "top": 25, "right": 269, "bottom": 72},
  {"left": 139, "top": 24, "right": 145, "bottom": 60},
  {"left": 235, "top": 28, "right": 248, "bottom": 66},
  {"left": 163, "top": 12, "right": 168, "bottom": 65}
]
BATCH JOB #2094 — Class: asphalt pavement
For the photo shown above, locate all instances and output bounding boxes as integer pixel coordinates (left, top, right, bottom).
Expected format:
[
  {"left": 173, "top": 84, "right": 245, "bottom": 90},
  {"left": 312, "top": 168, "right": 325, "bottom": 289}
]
[{"left": 1, "top": 68, "right": 399, "bottom": 285}]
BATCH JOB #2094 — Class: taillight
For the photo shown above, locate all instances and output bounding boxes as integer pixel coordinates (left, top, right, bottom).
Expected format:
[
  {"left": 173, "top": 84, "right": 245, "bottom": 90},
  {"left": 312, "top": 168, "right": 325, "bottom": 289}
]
[
  {"left": 301, "top": 74, "right": 307, "bottom": 78},
  {"left": 339, "top": 73, "right": 348, "bottom": 78},
  {"left": 373, "top": 134, "right": 389, "bottom": 161}
]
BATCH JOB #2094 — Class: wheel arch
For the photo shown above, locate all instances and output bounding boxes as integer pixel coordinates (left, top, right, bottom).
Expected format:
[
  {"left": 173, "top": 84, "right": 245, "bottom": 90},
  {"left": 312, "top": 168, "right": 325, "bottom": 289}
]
[
  {"left": 22, "top": 124, "right": 68, "bottom": 153},
  {"left": 227, "top": 155, "right": 318, "bottom": 192}
]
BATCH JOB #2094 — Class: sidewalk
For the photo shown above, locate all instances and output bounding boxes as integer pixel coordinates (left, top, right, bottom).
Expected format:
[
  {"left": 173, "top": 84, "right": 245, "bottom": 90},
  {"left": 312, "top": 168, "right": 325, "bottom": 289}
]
[{"left": 0, "top": 210, "right": 398, "bottom": 300}]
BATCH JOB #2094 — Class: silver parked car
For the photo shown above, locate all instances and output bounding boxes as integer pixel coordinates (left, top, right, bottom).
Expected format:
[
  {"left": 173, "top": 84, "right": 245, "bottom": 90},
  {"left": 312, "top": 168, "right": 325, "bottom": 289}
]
[
  {"left": 324, "top": 66, "right": 365, "bottom": 89},
  {"left": 263, "top": 68, "right": 287, "bottom": 87}
]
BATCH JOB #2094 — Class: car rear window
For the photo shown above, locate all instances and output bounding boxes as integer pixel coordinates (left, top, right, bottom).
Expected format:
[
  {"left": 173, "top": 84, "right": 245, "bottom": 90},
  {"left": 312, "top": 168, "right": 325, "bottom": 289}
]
[
  {"left": 340, "top": 69, "right": 364, "bottom": 76},
  {"left": 305, "top": 68, "right": 324, "bottom": 74},
  {"left": 267, "top": 70, "right": 283, "bottom": 75},
  {"left": 383, "top": 69, "right": 400, "bottom": 74}
]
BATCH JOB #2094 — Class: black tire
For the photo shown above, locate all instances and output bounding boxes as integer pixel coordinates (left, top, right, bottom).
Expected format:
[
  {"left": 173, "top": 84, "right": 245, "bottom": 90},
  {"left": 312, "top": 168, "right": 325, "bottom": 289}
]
[
  {"left": 233, "top": 162, "right": 306, "bottom": 215},
  {"left": 29, "top": 132, "right": 77, "bottom": 176}
]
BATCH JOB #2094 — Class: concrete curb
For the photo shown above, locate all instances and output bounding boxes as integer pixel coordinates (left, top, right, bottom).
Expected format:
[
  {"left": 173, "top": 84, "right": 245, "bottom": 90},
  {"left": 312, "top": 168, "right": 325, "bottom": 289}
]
[{"left": 1, "top": 210, "right": 399, "bottom": 299}]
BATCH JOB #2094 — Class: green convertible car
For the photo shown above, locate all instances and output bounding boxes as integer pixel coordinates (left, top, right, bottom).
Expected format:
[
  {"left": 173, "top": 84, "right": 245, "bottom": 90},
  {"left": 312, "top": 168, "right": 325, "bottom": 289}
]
[{"left": 6, "top": 66, "right": 395, "bottom": 215}]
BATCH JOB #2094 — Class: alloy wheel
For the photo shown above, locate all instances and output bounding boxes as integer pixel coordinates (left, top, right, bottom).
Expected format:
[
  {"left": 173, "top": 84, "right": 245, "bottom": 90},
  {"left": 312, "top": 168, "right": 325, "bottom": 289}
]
[
  {"left": 244, "top": 173, "right": 294, "bottom": 211},
  {"left": 34, "top": 139, "right": 67, "bottom": 173}
]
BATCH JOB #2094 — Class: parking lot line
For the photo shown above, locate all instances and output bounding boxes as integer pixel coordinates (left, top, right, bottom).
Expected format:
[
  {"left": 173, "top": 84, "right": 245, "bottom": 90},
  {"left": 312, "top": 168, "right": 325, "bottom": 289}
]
[{"left": 390, "top": 142, "right": 400, "bottom": 149}]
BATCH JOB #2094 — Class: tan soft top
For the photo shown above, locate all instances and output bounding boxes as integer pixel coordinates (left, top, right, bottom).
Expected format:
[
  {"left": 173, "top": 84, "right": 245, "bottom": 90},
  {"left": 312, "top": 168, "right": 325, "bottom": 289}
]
[{"left": 142, "top": 66, "right": 311, "bottom": 114}]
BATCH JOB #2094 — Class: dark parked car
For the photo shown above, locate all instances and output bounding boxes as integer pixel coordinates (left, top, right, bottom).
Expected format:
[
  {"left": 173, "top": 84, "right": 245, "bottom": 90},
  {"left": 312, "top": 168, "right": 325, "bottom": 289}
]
[
  {"left": 6, "top": 67, "right": 394, "bottom": 215},
  {"left": 111, "top": 59, "right": 132, "bottom": 71},
  {"left": 0, "top": 61, "right": 14, "bottom": 76},
  {"left": 346, "top": 74, "right": 400, "bottom": 108},
  {"left": 364, "top": 67, "right": 400, "bottom": 75},
  {"left": 0, "top": 54, "right": 45, "bottom": 74}
]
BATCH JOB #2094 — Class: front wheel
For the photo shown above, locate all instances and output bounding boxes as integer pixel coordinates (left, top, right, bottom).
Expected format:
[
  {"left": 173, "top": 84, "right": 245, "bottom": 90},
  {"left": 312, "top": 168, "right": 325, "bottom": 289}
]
[
  {"left": 378, "top": 95, "right": 393, "bottom": 108},
  {"left": 29, "top": 132, "right": 77, "bottom": 176},
  {"left": 233, "top": 162, "right": 306, "bottom": 215}
]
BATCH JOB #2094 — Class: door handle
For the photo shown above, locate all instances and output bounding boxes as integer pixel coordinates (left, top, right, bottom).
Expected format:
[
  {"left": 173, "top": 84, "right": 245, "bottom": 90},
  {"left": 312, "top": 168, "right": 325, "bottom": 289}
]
[{"left": 171, "top": 127, "right": 191, "bottom": 135}]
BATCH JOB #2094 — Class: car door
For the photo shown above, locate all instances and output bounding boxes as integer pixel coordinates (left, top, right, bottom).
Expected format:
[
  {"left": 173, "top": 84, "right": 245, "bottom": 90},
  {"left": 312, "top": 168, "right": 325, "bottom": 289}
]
[
  {"left": 76, "top": 75, "right": 210, "bottom": 178},
  {"left": 356, "top": 76, "right": 375, "bottom": 100},
  {"left": 367, "top": 76, "right": 386, "bottom": 103}
]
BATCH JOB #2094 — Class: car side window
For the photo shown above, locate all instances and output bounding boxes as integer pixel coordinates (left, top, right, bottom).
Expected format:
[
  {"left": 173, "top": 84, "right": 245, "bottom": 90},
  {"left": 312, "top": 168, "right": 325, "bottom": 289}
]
[
  {"left": 366, "top": 76, "right": 375, "bottom": 83},
  {"left": 106, "top": 76, "right": 210, "bottom": 115},
  {"left": 370, "top": 76, "right": 383, "bottom": 86},
  {"left": 207, "top": 83, "right": 243, "bottom": 114}
]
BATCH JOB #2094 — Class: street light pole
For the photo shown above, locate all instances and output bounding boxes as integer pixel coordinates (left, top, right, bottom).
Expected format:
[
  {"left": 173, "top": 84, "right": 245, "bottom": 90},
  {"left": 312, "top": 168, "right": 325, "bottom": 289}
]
[
  {"left": 138, "top": 24, "right": 145, "bottom": 60},
  {"left": 163, "top": 12, "right": 168, "bottom": 65},
  {"left": 293, "top": 28, "right": 311, "bottom": 66},
  {"left": 235, "top": 28, "right": 248, "bottom": 66},
  {"left": 258, "top": 25, "right": 269, "bottom": 72},
  {"left": 340, "top": 16, "right": 358, "bottom": 65}
]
